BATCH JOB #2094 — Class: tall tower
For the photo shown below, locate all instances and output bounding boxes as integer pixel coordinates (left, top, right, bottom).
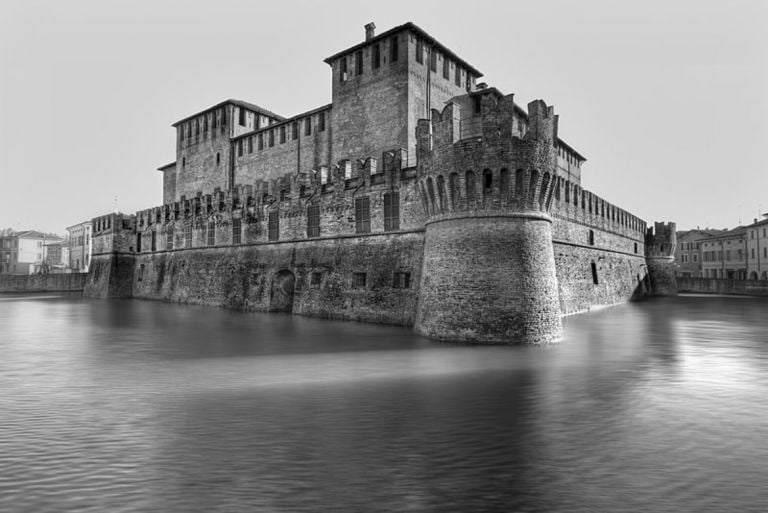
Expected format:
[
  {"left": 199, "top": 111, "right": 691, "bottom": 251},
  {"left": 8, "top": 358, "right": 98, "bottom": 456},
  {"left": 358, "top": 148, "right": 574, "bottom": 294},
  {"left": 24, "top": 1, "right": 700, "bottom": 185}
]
[
  {"left": 414, "top": 91, "right": 562, "bottom": 344},
  {"left": 645, "top": 222, "right": 678, "bottom": 295}
]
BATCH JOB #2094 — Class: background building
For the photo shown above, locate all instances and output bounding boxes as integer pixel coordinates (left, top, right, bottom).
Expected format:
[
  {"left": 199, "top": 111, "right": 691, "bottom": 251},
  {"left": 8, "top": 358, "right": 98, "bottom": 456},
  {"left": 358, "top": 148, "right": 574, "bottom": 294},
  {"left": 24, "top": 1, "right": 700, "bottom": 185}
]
[
  {"left": 67, "top": 221, "right": 93, "bottom": 272},
  {"left": 675, "top": 228, "right": 724, "bottom": 277},
  {"left": 0, "top": 231, "right": 64, "bottom": 274},
  {"left": 700, "top": 227, "right": 748, "bottom": 279},
  {"left": 745, "top": 216, "right": 768, "bottom": 280}
]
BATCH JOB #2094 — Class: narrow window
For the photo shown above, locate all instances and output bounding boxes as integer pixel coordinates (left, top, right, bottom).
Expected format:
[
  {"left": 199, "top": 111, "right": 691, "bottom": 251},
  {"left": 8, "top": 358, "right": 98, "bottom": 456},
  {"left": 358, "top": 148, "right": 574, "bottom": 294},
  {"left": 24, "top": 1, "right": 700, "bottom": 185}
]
[
  {"left": 307, "top": 204, "right": 320, "bottom": 238},
  {"left": 429, "top": 50, "right": 436, "bottom": 72},
  {"left": 269, "top": 130, "right": 275, "bottom": 147},
  {"left": 258, "top": 133, "right": 264, "bottom": 150},
  {"left": 310, "top": 272, "right": 322, "bottom": 288},
  {"left": 416, "top": 39, "right": 423, "bottom": 64},
  {"left": 280, "top": 126, "right": 286, "bottom": 143},
  {"left": 372, "top": 44, "right": 380, "bottom": 69},
  {"left": 355, "top": 50, "right": 363, "bottom": 75},
  {"left": 474, "top": 95, "right": 482, "bottom": 115},
  {"left": 634, "top": 242, "right": 638, "bottom": 254},
  {"left": 184, "top": 224, "right": 192, "bottom": 247},
  {"left": 455, "top": 65, "right": 461, "bottom": 87},
  {"left": 390, "top": 36, "right": 399, "bottom": 62},
  {"left": 136, "top": 233, "right": 142, "bottom": 253},
  {"left": 588, "top": 230, "right": 595, "bottom": 246},
  {"left": 247, "top": 137, "right": 253, "bottom": 153},
  {"left": 232, "top": 218, "right": 241, "bottom": 244},
  {"left": 207, "top": 220, "right": 215, "bottom": 246},
  {"left": 483, "top": 169, "right": 493, "bottom": 196},
  {"left": 166, "top": 227, "right": 174, "bottom": 251},
  {"left": 318, "top": 111, "right": 326, "bottom": 131},
  {"left": 237, "top": 140, "right": 243, "bottom": 156},
  {"left": 340, "top": 57, "right": 348, "bottom": 81},
  {"left": 384, "top": 191, "right": 400, "bottom": 231},
  {"left": 465, "top": 170, "right": 476, "bottom": 204},
  {"left": 304, "top": 117, "right": 312, "bottom": 136},
  {"left": 238, "top": 108, "right": 246, "bottom": 126},
  {"left": 355, "top": 197, "right": 371, "bottom": 234},
  {"left": 443, "top": 56, "right": 449, "bottom": 79},
  {"left": 352, "top": 272, "right": 367, "bottom": 289},
  {"left": 138, "top": 264, "right": 144, "bottom": 282},
  {"left": 292, "top": 122, "right": 298, "bottom": 140},
  {"left": 392, "top": 271, "right": 411, "bottom": 289},
  {"left": 591, "top": 262, "right": 599, "bottom": 285},
  {"left": 216, "top": 153, "right": 220, "bottom": 166},
  {"left": 268, "top": 211, "right": 279, "bottom": 241}
]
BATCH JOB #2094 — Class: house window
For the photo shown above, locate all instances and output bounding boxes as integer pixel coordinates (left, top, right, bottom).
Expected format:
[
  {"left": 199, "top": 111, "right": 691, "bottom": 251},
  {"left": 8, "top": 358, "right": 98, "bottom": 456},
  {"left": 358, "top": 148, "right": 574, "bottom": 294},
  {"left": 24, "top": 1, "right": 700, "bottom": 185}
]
[
  {"left": 232, "top": 218, "right": 241, "bottom": 244},
  {"left": 340, "top": 57, "right": 348, "bottom": 81},
  {"left": 390, "top": 36, "right": 399, "bottom": 62},
  {"left": 372, "top": 44, "right": 380, "bottom": 69},
  {"left": 693, "top": 253, "right": 698, "bottom": 262},
  {"left": 310, "top": 272, "right": 322, "bottom": 288},
  {"left": 416, "top": 39, "right": 423, "bottom": 64},
  {"left": 384, "top": 191, "right": 400, "bottom": 231},
  {"left": 307, "top": 204, "right": 320, "bottom": 238},
  {"left": 318, "top": 111, "right": 326, "bottom": 131},
  {"left": 207, "top": 220, "right": 215, "bottom": 246},
  {"left": 352, "top": 272, "right": 367, "bottom": 289},
  {"left": 392, "top": 271, "right": 411, "bottom": 289},
  {"left": 184, "top": 224, "right": 192, "bottom": 247},
  {"left": 292, "top": 122, "right": 298, "bottom": 140},
  {"left": 238, "top": 108, "right": 246, "bottom": 126},
  {"left": 166, "top": 227, "right": 174, "bottom": 250},
  {"left": 429, "top": 49, "right": 436, "bottom": 72},
  {"left": 280, "top": 126, "right": 286, "bottom": 143},
  {"left": 304, "top": 118, "right": 312, "bottom": 136},
  {"left": 268, "top": 211, "right": 279, "bottom": 241},
  {"left": 443, "top": 56, "right": 449, "bottom": 79},
  {"left": 355, "top": 50, "right": 363, "bottom": 75},
  {"left": 355, "top": 197, "right": 371, "bottom": 234}
]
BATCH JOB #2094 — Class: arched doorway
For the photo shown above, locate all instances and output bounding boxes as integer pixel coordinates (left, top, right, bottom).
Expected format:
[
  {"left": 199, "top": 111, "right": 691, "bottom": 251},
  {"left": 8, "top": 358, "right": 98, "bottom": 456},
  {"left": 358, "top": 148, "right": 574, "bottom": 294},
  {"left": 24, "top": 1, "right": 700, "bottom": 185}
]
[
  {"left": 270, "top": 269, "right": 295, "bottom": 313},
  {"left": 749, "top": 271, "right": 759, "bottom": 281}
]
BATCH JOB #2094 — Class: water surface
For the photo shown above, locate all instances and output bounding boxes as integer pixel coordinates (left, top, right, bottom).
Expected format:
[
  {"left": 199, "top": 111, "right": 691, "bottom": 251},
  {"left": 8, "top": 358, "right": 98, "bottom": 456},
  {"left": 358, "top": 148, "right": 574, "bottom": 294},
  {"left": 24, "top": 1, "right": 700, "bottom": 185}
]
[{"left": 1, "top": 294, "right": 766, "bottom": 512}]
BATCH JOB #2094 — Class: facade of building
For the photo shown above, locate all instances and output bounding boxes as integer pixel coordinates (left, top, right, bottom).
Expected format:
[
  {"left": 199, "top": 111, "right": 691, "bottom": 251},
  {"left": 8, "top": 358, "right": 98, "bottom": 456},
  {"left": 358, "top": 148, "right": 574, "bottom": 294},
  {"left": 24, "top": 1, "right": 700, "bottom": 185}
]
[
  {"left": 675, "top": 229, "right": 724, "bottom": 277},
  {"left": 0, "top": 231, "right": 63, "bottom": 274},
  {"left": 700, "top": 227, "right": 748, "bottom": 279},
  {"left": 67, "top": 221, "right": 93, "bottom": 272},
  {"left": 85, "top": 22, "right": 675, "bottom": 344},
  {"left": 745, "top": 216, "right": 768, "bottom": 280}
]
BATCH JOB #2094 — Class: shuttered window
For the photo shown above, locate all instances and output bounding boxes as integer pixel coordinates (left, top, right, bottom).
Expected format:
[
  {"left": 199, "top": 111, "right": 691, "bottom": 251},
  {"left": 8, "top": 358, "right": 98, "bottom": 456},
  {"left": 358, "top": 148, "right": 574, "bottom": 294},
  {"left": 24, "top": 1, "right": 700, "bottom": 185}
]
[{"left": 355, "top": 197, "right": 370, "bottom": 234}]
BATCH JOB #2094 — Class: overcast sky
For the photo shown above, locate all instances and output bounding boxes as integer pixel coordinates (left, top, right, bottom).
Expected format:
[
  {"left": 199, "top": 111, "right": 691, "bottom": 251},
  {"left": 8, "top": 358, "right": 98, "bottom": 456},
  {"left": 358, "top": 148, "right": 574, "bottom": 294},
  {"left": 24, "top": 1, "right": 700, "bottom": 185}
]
[{"left": 1, "top": 0, "right": 766, "bottom": 235}]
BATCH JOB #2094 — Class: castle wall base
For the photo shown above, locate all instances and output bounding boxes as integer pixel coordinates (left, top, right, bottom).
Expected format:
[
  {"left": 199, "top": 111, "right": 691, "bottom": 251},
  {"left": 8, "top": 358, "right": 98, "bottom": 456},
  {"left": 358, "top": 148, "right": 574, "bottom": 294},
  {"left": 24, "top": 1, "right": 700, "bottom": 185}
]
[
  {"left": 646, "top": 256, "right": 678, "bottom": 296},
  {"left": 415, "top": 213, "right": 562, "bottom": 345}
]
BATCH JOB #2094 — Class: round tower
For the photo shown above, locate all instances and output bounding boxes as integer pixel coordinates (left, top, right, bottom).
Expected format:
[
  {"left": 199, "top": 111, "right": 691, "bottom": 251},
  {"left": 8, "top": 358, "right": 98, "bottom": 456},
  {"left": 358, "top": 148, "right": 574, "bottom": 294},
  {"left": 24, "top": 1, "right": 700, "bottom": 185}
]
[
  {"left": 414, "top": 94, "right": 562, "bottom": 344},
  {"left": 645, "top": 222, "right": 678, "bottom": 296}
]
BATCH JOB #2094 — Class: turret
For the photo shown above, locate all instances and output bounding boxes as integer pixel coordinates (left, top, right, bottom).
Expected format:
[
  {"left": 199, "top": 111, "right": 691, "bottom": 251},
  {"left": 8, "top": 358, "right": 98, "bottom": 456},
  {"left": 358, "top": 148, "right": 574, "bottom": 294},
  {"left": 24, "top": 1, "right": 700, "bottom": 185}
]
[
  {"left": 645, "top": 222, "right": 678, "bottom": 295},
  {"left": 413, "top": 92, "right": 562, "bottom": 344}
]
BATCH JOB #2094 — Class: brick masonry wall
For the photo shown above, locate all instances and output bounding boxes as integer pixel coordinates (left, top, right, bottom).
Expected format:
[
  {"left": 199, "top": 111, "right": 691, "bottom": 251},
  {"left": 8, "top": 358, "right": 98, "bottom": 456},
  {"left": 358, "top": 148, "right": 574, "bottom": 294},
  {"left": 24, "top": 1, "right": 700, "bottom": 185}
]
[
  {"left": 416, "top": 215, "right": 562, "bottom": 344},
  {"left": 130, "top": 231, "right": 424, "bottom": 326},
  {"left": 175, "top": 125, "right": 231, "bottom": 200},
  {"left": 0, "top": 273, "right": 87, "bottom": 292}
]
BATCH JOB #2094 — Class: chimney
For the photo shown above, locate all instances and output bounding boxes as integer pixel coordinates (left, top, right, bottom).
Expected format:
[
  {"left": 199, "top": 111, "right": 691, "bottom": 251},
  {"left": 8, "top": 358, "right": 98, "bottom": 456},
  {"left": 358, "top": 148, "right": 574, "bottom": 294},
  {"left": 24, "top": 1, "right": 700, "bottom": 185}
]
[{"left": 365, "top": 22, "right": 376, "bottom": 41}]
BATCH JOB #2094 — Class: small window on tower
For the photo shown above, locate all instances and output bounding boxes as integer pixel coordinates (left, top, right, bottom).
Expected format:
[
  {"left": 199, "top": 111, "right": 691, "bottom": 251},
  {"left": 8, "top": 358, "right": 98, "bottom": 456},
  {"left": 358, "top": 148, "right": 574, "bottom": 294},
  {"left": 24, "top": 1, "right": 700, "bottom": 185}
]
[
  {"left": 390, "top": 36, "right": 399, "bottom": 62},
  {"left": 372, "top": 44, "right": 380, "bottom": 69},
  {"left": 356, "top": 50, "right": 363, "bottom": 75}
]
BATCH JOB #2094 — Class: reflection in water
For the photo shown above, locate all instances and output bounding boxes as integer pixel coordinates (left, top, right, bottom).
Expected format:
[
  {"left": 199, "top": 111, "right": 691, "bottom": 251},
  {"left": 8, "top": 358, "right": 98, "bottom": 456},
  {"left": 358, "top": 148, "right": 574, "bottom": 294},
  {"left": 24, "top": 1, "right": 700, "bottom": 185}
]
[{"left": 1, "top": 294, "right": 766, "bottom": 512}]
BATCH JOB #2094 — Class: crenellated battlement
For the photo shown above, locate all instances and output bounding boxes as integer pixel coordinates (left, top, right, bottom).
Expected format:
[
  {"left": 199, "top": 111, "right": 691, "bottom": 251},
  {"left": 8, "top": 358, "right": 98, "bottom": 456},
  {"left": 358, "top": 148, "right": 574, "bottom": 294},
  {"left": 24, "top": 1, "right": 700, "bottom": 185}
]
[{"left": 646, "top": 222, "right": 677, "bottom": 257}]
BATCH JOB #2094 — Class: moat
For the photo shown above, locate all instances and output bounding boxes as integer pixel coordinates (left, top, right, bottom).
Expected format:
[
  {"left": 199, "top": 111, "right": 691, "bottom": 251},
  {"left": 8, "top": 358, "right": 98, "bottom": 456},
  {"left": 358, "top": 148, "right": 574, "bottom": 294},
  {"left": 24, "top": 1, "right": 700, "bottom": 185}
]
[{"left": 1, "top": 294, "right": 766, "bottom": 512}]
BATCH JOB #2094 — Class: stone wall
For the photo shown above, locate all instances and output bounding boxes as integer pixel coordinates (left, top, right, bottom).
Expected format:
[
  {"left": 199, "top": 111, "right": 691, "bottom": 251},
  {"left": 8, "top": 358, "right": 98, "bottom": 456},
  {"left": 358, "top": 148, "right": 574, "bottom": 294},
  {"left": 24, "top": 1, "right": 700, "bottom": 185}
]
[
  {"left": 0, "top": 273, "right": 87, "bottom": 293},
  {"left": 677, "top": 277, "right": 768, "bottom": 296}
]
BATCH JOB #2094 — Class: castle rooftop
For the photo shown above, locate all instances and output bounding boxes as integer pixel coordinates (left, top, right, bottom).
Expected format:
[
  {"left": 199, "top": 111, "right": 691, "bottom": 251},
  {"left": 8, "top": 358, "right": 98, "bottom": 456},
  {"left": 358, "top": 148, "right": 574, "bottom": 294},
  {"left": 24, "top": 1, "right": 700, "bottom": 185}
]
[{"left": 171, "top": 99, "right": 285, "bottom": 127}]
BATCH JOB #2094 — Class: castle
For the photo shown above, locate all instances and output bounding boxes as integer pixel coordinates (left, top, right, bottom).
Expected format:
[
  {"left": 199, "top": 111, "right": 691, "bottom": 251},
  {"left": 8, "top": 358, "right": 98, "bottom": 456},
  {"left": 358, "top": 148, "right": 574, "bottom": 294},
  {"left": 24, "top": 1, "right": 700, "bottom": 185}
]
[{"left": 84, "top": 22, "right": 677, "bottom": 344}]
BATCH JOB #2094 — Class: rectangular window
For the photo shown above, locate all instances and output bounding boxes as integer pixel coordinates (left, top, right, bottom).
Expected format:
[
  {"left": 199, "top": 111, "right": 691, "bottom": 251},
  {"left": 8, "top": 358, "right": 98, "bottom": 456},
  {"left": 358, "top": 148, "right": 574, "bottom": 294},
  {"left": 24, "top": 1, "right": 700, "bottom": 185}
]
[
  {"left": 151, "top": 231, "right": 157, "bottom": 251},
  {"left": 238, "top": 108, "right": 246, "bottom": 126},
  {"left": 184, "top": 224, "right": 192, "bottom": 247},
  {"left": 237, "top": 140, "right": 243, "bottom": 156},
  {"left": 268, "top": 211, "right": 279, "bottom": 241},
  {"left": 310, "top": 272, "right": 322, "bottom": 288},
  {"left": 355, "top": 50, "right": 363, "bottom": 75},
  {"left": 340, "top": 57, "right": 348, "bottom": 81},
  {"left": 352, "top": 272, "right": 366, "bottom": 289},
  {"left": 318, "top": 111, "right": 326, "bottom": 131},
  {"left": 136, "top": 233, "right": 142, "bottom": 253},
  {"left": 355, "top": 197, "right": 371, "bottom": 234},
  {"left": 372, "top": 44, "right": 380, "bottom": 69},
  {"left": 429, "top": 50, "right": 436, "bottom": 72},
  {"left": 307, "top": 204, "right": 320, "bottom": 238},
  {"left": 232, "top": 218, "right": 241, "bottom": 244},
  {"left": 392, "top": 271, "right": 411, "bottom": 289},
  {"left": 247, "top": 137, "right": 253, "bottom": 153},
  {"left": 443, "top": 56, "right": 449, "bottom": 79},
  {"left": 474, "top": 95, "right": 482, "bottom": 115},
  {"left": 207, "top": 220, "right": 215, "bottom": 246},
  {"left": 258, "top": 133, "right": 264, "bottom": 150},
  {"left": 304, "top": 117, "right": 312, "bottom": 136},
  {"left": 166, "top": 228, "right": 174, "bottom": 250},
  {"left": 280, "top": 126, "right": 286, "bottom": 143},
  {"left": 269, "top": 130, "right": 275, "bottom": 147},
  {"left": 455, "top": 65, "right": 461, "bottom": 86},
  {"left": 292, "top": 122, "right": 298, "bottom": 140},
  {"left": 416, "top": 39, "right": 423, "bottom": 64},
  {"left": 390, "top": 36, "right": 399, "bottom": 62},
  {"left": 384, "top": 191, "right": 400, "bottom": 231}
]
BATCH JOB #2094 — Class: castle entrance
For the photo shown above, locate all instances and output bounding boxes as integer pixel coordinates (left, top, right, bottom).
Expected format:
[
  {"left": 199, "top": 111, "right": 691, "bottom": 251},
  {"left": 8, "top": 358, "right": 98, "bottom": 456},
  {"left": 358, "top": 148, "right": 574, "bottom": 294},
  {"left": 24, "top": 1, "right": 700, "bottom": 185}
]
[{"left": 270, "top": 270, "right": 295, "bottom": 313}]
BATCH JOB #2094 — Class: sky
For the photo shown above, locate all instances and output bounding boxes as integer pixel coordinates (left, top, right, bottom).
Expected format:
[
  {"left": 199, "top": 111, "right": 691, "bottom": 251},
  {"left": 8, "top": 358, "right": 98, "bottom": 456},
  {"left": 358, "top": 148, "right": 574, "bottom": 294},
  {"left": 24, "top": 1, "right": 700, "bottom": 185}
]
[{"left": 1, "top": 0, "right": 766, "bottom": 235}]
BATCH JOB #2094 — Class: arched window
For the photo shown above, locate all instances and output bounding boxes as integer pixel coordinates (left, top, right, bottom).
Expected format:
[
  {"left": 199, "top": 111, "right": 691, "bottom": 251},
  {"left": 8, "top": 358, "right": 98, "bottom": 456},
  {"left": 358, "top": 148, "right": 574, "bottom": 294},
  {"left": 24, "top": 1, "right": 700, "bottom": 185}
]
[
  {"left": 499, "top": 169, "right": 509, "bottom": 203},
  {"left": 482, "top": 169, "right": 493, "bottom": 201},
  {"left": 539, "top": 172, "right": 550, "bottom": 209},
  {"left": 419, "top": 182, "right": 429, "bottom": 214},
  {"left": 465, "top": 171, "right": 476, "bottom": 205},
  {"left": 436, "top": 175, "right": 446, "bottom": 213}
]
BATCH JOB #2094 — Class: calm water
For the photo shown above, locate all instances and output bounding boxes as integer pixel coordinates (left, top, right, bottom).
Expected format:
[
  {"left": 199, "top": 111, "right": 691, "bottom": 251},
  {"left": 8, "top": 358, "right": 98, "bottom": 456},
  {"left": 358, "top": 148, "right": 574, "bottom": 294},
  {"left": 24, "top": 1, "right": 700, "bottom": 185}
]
[{"left": 1, "top": 294, "right": 766, "bottom": 512}]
